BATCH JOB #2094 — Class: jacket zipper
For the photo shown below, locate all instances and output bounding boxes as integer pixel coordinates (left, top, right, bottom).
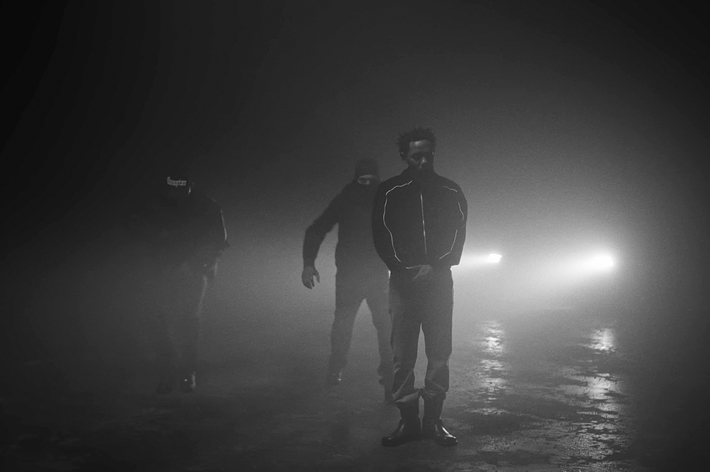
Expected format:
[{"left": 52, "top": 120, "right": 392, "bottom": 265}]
[{"left": 420, "top": 191, "right": 428, "bottom": 256}]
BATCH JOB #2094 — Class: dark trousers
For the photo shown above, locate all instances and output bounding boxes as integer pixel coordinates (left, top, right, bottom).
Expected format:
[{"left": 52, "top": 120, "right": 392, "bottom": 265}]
[
  {"left": 328, "top": 268, "right": 393, "bottom": 388},
  {"left": 154, "top": 266, "right": 208, "bottom": 375},
  {"left": 389, "top": 268, "right": 453, "bottom": 420}
]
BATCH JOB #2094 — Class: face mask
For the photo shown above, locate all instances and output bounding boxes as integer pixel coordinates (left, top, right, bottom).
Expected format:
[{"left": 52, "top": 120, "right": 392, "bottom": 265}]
[{"left": 357, "top": 174, "right": 377, "bottom": 186}]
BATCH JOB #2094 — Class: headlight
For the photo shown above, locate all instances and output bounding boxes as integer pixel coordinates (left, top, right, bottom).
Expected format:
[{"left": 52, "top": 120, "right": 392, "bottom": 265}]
[
  {"left": 590, "top": 254, "right": 614, "bottom": 269},
  {"left": 458, "top": 252, "right": 503, "bottom": 269},
  {"left": 487, "top": 253, "right": 502, "bottom": 263}
]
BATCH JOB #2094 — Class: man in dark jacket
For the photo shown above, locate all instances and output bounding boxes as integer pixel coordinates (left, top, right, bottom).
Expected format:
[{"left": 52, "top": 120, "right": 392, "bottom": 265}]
[
  {"left": 133, "top": 169, "right": 228, "bottom": 394},
  {"left": 372, "top": 128, "right": 467, "bottom": 447},
  {"left": 302, "top": 159, "right": 393, "bottom": 401}
]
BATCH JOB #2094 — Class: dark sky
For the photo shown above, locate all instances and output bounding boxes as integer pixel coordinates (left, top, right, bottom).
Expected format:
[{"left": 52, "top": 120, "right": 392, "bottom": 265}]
[{"left": 3, "top": 1, "right": 710, "bottom": 307}]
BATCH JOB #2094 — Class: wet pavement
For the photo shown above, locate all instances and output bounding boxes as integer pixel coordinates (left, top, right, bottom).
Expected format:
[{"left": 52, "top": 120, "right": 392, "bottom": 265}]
[{"left": 2, "top": 306, "right": 709, "bottom": 471}]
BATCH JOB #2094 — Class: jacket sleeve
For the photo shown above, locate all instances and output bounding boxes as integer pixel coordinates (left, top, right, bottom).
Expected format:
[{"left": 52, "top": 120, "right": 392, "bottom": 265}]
[
  {"left": 302, "top": 194, "right": 341, "bottom": 267},
  {"left": 371, "top": 184, "right": 404, "bottom": 272},
  {"left": 188, "top": 200, "right": 228, "bottom": 279},
  {"left": 212, "top": 206, "right": 229, "bottom": 254},
  {"left": 437, "top": 185, "right": 468, "bottom": 268},
  {"left": 200, "top": 200, "right": 229, "bottom": 255}
]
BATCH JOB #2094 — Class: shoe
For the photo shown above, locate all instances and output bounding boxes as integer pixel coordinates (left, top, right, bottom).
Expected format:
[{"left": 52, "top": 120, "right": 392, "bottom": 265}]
[
  {"left": 178, "top": 371, "right": 196, "bottom": 393},
  {"left": 156, "top": 372, "right": 176, "bottom": 394},
  {"left": 422, "top": 418, "right": 457, "bottom": 447},
  {"left": 381, "top": 418, "right": 421, "bottom": 447},
  {"left": 326, "top": 371, "right": 342, "bottom": 386}
]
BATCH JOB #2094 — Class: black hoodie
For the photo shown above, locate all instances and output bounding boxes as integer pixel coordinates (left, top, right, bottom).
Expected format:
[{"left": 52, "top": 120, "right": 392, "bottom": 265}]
[{"left": 303, "top": 179, "right": 384, "bottom": 272}]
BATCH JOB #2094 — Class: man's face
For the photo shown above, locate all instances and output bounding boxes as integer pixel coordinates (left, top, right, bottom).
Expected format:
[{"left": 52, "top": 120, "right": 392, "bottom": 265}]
[{"left": 403, "top": 139, "right": 435, "bottom": 174}]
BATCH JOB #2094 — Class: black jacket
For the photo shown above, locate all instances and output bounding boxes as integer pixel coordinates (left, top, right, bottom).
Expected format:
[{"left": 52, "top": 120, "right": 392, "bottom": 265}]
[
  {"left": 132, "top": 190, "right": 228, "bottom": 278},
  {"left": 303, "top": 180, "right": 385, "bottom": 271},
  {"left": 372, "top": 168, "right": 467, "bottom": 273}
]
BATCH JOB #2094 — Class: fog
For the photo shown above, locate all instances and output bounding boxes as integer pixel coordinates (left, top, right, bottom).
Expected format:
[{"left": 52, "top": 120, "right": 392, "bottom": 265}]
[
  {"left": 2, "top": 2, "right": 710, "bottom": 469},
  {"left": 2, "top": 0, "right": 707, "bottom": 361}
]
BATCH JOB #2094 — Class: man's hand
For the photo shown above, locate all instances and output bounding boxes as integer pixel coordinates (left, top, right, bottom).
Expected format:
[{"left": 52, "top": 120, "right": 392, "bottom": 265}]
[
  {"left": 302, "top": 266, "right": 320, "bottom": 289},
  {"left": 412, "top": 264, "right": 434, "bottom": 283}
]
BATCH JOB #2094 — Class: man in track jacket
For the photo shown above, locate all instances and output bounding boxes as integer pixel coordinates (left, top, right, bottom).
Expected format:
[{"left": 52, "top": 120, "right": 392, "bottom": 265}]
[{"left": 372, "top": 127, "right": 467, "bottom": 447}]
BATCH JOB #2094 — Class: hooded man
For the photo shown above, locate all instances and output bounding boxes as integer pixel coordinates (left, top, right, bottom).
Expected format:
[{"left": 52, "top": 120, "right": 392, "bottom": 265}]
[
  {"left": 134, "top": 169, "right": 228, "bottom": 394},
  {"left": 301, "top": 158, "right": 394, "bottom": 402}
]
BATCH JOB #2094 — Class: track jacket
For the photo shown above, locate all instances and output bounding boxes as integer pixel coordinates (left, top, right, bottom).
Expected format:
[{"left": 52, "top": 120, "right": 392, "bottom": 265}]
[{"left": 372, "top": 168, "right": 467, "bottom": 273}]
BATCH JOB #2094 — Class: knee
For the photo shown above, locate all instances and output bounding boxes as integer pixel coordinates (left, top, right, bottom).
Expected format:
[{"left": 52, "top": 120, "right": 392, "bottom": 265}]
[{"left": 333, "top": 304, "right": 359, "bottom": 322}]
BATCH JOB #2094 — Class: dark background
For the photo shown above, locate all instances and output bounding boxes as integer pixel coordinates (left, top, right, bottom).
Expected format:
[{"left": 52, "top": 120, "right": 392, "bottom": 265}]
[{"left": 2, "top": 1, "right": 709, "bottom": 365}]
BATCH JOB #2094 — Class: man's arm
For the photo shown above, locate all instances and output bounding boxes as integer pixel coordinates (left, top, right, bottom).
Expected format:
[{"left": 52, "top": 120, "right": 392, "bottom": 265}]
[
  {"left": 302, "top": 194, "right": 341, "bottom": 288},
  {"left": 438, "top": 185, "right": 468, "bottom": 268},
  {"left": 371, "top": 184, "right": 405, "bottom": 273},
  {"left": 191, "top": 200, "right": 229, "bottom": 279},
  {"left": 205, "top": 204, "right": 229, "bottom": 253}
]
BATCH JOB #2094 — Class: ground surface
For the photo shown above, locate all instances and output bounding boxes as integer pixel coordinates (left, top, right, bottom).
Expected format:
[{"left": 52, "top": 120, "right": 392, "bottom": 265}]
[{"left": 2, "top": 305, "right": 709, "bottom": 471}]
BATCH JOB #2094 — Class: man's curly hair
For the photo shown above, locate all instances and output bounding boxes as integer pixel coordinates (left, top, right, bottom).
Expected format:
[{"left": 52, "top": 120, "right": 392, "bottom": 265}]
[{"left": 397, "top": 127, "right": 437, "bottom": 156}]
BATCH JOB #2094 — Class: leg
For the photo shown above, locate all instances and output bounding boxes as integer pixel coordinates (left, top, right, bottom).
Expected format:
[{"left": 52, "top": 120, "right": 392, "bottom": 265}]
[
  {"left": 328, "top": 271, "right": 364, "bottom": 383},
  {"left": 382, "top": 274, "right": 422, "bottom": 446},
  {"left": 421, "top": 269, "right": 456, "bottom": 446},
  {"left": 364, "top": 273, "right": 393, "bottom": 396},
  {"left": 389, "top": 276, "right": 421, "bottom": 415},
  {"left": 175, "top": 270, "right": 208, "bottom": 393},
  {"left": 421, "top": 271, "right": 453, "bottom": 414},
  {"left": 155, "top": 311, "right": 178, "bottom": 393},
  {"left": 153, "top": 273, "right": 179, "bottom": 394}
]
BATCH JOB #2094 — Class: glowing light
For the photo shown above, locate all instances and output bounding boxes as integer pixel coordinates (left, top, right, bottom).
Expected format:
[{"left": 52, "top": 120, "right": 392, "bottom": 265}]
[
  {"left": 590, "top": 328, "right": 615, "bottom": 352},
  {"left": 487, "top": 253, "right": 502, "bottom": 263},
  {"left": 560, "top": 252, "right": 616, "bottom": 275},
  {"left": 457, "top": 252, "right": 504, "bottom": 269},
  {"left": 591, "top": 254, "right": 614, "bottom": 269}
]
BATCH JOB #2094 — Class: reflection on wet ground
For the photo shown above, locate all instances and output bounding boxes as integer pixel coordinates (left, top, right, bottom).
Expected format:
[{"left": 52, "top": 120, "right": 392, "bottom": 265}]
[
  {"left": 2, "top": 309, "right": 709, "bottom": 471},
  {"left": 448, "top": 314, "right": 638, "bottom": 470}
]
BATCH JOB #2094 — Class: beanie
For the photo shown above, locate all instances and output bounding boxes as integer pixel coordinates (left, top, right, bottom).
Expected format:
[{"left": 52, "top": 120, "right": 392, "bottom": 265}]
[{"left": 354, "top": 158, "right": 380, "bottom": 179}]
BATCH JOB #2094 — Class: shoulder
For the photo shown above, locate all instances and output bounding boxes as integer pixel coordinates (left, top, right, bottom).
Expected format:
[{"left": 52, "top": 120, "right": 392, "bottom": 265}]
[
  {"left": 433, "top": 174, "right": 463, "bottom": 194},
  {"left": 190, "top": 191, "right": 222, "bottom": 214},
  {"left": 328, "top": 185, "right": 350, "bottom": 206},
  {"left": 338, "top": 181, "right": 358, "bottom": 196},
  {"left": 381, "top": 173, "right": 408, "bottom": 186},
  {"left": 379, "top": 174, "right": 412, "bottom": 193}
]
